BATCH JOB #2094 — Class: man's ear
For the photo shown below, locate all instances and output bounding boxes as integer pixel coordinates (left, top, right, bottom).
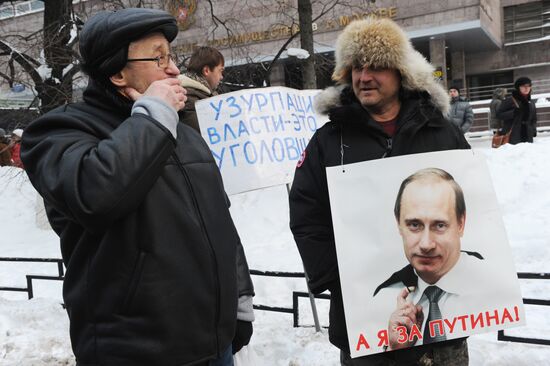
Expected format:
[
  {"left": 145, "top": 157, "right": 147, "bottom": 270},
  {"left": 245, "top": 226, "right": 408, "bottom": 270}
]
[
  {"left": 110, "top": 70, "right": 128, "bottom": 88},
  {"left": 458, "top": 214, "right": 466, "bottom": 237},
  {"left": 202, "top": 65, "right": 211, "bottom": 77}
]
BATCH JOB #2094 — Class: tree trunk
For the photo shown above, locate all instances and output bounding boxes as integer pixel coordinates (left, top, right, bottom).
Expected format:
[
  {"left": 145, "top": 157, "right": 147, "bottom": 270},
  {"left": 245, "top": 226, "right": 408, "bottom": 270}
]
[
  {"left": 298, "top": 0, "right": 316, "bottom": 89},
  {"left": 41, "top": 0, "right": 73, "bottom": 113}
]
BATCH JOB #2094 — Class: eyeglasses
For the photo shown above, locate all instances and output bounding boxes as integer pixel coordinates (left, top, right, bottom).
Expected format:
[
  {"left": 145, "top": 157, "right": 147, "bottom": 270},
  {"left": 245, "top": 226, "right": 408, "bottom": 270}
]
[{"left": 126, "top": 54, "right": 176, "bottom": 69}]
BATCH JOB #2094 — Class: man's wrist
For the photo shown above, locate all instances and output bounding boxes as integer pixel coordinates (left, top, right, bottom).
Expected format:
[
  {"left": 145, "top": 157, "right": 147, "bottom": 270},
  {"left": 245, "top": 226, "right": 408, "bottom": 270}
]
[{"left": 131, "top": 96, "right": 178, "bottom": 139}]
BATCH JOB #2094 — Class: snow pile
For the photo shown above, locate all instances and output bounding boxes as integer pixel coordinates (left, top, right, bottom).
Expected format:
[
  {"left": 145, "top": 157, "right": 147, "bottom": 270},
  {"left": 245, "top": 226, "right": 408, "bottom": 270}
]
[{"left": 0, "top": 298, "right": 73, "bottom": 365}]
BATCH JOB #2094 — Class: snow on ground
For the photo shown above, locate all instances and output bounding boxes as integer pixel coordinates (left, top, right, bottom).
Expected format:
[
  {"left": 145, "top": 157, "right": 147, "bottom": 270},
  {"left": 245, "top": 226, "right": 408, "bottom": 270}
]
[{"left": 1, "top": 137, "right": 550, "bottom": 365}]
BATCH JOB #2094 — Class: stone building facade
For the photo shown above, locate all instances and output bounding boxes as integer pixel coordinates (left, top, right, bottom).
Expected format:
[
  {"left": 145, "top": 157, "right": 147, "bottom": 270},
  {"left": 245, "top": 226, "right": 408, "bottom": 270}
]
[{"left": 0, "top": 0, "right": 548, "bottom": 101}]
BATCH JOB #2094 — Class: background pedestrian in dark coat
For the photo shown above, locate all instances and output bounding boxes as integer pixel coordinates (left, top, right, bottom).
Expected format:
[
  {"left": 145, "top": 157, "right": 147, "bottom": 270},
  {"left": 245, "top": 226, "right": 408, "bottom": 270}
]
[{"left": 497, "top": 77, "right": 537, "bottom": 144}]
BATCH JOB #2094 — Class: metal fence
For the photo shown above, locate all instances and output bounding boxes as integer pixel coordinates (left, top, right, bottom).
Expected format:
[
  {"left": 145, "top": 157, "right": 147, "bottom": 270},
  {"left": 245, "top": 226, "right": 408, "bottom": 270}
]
[
  {"left": 465, "top": 79, "right": 550, "bottom": 101},
  {"left": 497, "top": 272, "right": 550, "bottom": 346},
  {"left": 469, "top": 100, "right": 550, "bottom": 133},
  {"left": 249, "top": 269, "right": 329, "bottom": 328},
  {"left": 1, "top": 257, "right": 548, "bottom": 345},
  {"left": 0, "top": 257, "right": 64, "bottom": 299}
]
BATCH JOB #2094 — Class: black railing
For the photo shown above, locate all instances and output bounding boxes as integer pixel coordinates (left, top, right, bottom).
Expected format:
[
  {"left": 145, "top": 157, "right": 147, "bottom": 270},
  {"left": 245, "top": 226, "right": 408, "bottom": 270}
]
[
  {"left": 1, "top": 258, "right": 548, "bottom": 341},
  {"left": 249, "top": 269, "right": 329, "bottom": 328},
  {"left": 0, "top": 257, "right": 64, "bottom": 299},
  {"left": 497, "top": 272, "right": 550, "bottom": 346}
]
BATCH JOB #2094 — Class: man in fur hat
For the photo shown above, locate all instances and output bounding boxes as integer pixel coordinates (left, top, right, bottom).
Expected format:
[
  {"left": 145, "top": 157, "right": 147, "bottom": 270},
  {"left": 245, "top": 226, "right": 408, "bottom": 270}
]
[
  {"left": 21, "top": 8, "right": 253, "bottom": 366},
  {"left": 496, "top": 77, "right": 537, "bottom": 144},
  {"left": 289, "top": 17, "right": 470, "bottom": 365}
]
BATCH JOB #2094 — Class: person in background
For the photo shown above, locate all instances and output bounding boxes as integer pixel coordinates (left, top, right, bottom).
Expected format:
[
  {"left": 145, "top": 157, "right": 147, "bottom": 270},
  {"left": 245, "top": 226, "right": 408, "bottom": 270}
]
[
  {"left": 21, "top": 8, "right": 253, "bottom": 366},
  {"left": 0, "top": 128, "right": 12, "bottom": 166},
  {"left": 289, "top": 17, "right": 469, "bottom": 366},
  {"left": 9, "top": 129, "right": 24, "bottom": 168},
  {"left": 489, "top": 88, "right": 507, "bottom": 133},
  {"left": 448, "top": 86, "right": 474, "bottom": 133},
  {"left": 179, "top": 46, "right": 225, "bottom": 133},
  {"left": 497, "top": 77, "right": 537, "bottom": 144}
]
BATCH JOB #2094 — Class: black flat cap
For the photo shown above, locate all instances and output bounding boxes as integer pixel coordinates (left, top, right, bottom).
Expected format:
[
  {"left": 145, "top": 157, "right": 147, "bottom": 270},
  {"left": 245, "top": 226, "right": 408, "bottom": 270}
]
[{"left": 79, "top": 8, "right": 178, "bottom": 79}]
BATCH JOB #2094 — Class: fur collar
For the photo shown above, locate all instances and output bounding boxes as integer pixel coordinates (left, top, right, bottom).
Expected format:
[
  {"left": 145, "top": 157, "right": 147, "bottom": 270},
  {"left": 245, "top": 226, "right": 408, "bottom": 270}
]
[{"left": 178, "top": 73, "right": 212, "bottom": 95}]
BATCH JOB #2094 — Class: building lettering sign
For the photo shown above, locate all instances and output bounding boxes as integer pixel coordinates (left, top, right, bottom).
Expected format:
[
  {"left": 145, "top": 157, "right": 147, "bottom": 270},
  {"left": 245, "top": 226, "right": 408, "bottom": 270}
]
[{"left": 175, "top": 7, "right": 398, "bottom": 54}]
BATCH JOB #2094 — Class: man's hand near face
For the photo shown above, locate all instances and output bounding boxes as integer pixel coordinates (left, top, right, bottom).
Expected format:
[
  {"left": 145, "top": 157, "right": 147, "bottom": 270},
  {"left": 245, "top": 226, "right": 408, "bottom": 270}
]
[
  {"left": 125, "top": 78, "right": 187, "bottom": 111},
  {"left": 388, "top": 287, "right": 423, "bottom": 350}
]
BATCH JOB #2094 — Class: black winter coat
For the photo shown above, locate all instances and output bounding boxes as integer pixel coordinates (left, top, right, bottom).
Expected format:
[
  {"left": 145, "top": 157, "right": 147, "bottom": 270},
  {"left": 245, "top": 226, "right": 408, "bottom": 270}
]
[
  {"left": 496, "top": 90, "right": 537, "bottom": 144},
  {"left": 21, "top": 80, "right": 254, "bottom": 366},
  {"left": 289, "top": 87, "right": 470, "bottom": 357}
]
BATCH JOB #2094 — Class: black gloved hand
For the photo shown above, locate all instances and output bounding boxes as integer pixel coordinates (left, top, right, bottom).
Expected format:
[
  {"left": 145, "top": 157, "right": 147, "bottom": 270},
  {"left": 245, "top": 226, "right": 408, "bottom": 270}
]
[{"left": 232, "top": 320, "right": 253, "bottom": 354}]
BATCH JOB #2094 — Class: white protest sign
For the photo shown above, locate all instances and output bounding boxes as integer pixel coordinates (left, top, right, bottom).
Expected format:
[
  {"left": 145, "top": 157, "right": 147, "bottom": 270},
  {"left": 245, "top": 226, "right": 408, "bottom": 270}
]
[
  {"left": 195, "top": 86, "right": 328, "bottom": 195},
  {"left": 326, "top": 150, "right": 525, "bottom": 357}
]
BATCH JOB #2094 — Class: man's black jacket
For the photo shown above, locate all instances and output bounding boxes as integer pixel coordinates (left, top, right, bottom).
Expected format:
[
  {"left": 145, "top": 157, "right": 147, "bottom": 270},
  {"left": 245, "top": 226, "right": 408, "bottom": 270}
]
[
  {"left": 289, "top": 87, "right": 470, "bottom": 355},
  {"left": 21, "top": 80, "right": 254, "bottom": 366}
]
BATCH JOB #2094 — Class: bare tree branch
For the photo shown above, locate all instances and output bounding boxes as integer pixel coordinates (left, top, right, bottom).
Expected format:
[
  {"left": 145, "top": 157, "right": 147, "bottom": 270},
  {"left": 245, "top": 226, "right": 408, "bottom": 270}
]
[{"left": 0, "top": 40, "right": 42, "bottom": 86}]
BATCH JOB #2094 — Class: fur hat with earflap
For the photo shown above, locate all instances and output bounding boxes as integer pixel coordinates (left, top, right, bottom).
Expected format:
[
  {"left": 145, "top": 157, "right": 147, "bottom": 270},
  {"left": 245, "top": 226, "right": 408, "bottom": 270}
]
[{"left": 316, "top": 17, "right": 450, "bottom": 115}]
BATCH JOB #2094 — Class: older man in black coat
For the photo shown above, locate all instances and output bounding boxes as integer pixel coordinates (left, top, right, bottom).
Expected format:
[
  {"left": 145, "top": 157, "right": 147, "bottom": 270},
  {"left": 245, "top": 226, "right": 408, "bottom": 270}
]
[{"left": 21, "top": 8, "right": 254, "bottom": 366}]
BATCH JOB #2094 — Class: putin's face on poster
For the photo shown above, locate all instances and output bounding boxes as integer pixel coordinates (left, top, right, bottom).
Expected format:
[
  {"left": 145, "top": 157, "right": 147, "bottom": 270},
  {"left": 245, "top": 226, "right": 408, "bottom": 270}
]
[
  {"left": 388, "top": 168, "right": 469, "bottom": 349},
  {"left": 396, "top": 175, "right": 466, "bottom": 285}
]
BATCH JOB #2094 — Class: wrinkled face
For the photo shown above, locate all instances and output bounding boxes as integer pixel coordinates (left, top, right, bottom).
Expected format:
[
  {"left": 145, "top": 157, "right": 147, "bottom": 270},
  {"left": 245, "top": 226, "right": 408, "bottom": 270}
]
[
  {"left": 204, "top": 63, "right": 224, "bottom": 91},
  {"left": 114, "top": 32, "right": 180, "bottom": 94},
  {"left": 519, "top": 84, "right": 531, "bottom": 96},
  {"left": 397, "top": 179, "right": 465, "bottom": 284},
  {"left": 351, "top": 65, "right": 401, "bottom": 110},
  {"left": 449, "top": 89, "right": 459, "bottom": 98}
]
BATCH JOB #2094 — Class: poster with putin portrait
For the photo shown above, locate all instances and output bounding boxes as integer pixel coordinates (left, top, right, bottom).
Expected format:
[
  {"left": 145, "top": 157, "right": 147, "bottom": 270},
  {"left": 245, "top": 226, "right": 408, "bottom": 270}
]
[{"left": 326, "top": 150, "right": 525, "bottom": 358}]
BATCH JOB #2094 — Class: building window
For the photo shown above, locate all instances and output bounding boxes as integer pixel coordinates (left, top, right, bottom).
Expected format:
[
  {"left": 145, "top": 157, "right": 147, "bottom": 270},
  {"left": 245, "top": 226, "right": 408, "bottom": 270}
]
[
  {"left": 0, "top": 0, "right": 44, "bottom": 19},
  {"left": 504, "top": 0, "right": 550, "bottom": 43}
]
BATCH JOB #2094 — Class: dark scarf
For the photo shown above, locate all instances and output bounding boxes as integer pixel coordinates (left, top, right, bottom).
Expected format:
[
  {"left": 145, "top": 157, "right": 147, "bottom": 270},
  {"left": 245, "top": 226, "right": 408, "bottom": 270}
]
[{"left": 82, "top": 78, "right": 134, "bottom": 118}]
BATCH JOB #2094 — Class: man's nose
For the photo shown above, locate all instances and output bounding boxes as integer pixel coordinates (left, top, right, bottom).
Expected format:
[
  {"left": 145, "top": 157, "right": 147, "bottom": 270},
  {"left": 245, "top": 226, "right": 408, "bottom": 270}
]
[
  {"left": 418, "top": 229, "right": 436, "bottom": 251},
  {"left": 359, "top": 68, "right": 374, "bottom": 82},
  {"left": 166, "top": 58, "right": 180, "bottom": 76}
]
